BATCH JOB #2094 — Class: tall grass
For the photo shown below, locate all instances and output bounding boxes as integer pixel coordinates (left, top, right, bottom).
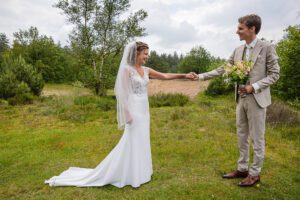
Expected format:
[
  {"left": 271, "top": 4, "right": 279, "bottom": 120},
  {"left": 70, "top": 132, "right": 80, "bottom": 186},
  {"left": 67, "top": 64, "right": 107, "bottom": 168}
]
[
  {"left": 149, "top": 93, "right": 190, "bottom": 107},
  {"left": 0, "top": 86, "right": 299, "bottom": 199}
]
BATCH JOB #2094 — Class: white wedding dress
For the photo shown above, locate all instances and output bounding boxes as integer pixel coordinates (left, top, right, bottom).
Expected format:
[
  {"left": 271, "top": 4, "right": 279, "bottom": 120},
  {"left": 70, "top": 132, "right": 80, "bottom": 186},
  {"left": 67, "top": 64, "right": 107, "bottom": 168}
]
[{"left": 45, "top": 67, "right": 152, "bottom": 188}]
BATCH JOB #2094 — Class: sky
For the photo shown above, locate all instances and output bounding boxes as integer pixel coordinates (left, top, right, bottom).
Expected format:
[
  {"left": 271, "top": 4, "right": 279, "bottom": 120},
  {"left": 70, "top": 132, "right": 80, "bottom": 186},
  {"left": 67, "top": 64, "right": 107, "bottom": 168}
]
[{"left": 0, "top": 0, "right": 299, "bottom": 58}]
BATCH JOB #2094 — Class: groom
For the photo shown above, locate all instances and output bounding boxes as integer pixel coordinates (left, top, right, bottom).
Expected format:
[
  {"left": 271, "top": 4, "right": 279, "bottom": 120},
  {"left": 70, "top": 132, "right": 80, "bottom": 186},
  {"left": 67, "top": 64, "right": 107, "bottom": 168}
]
[{"left": 195, "top": 14, "right": 280, "bottom": 187}]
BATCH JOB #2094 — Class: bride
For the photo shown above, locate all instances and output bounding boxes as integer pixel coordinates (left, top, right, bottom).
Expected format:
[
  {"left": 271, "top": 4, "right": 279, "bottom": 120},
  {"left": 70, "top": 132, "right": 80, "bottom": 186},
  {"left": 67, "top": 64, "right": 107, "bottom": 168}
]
[{"left": 45, "top": 41, "right": 196, "bottom": 188}]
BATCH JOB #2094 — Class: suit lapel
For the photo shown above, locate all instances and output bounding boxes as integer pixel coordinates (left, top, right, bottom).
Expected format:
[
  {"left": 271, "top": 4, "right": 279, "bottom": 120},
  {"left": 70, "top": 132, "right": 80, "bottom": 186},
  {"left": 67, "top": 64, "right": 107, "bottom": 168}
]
[
  {"left": 251, "top": 39, "right": 263, "bottom": 66},
  {"left": 234, "top": 45, "right": 245, "bottom": 101},
  {"left": 236, "top": 45, "right": 245, "bottom": 62}
]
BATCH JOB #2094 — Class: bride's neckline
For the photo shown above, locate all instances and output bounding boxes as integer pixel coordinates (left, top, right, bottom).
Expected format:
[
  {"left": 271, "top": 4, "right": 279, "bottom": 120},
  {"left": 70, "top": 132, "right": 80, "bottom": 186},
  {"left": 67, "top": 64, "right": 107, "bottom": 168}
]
[{"left": 134, "top": 66, "right": 145, "bottom": 78}]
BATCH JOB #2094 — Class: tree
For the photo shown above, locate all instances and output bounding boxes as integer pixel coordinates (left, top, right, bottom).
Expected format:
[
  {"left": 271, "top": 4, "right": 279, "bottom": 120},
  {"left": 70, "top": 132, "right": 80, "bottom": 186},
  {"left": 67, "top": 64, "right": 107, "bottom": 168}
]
[
  {"left": 178, "top": 46, "right": 212, "bottom": 73},
  {"left": 55, "top": 0, "right": 147, "bottom": 96},
  {"left": 274, "top": 25, "right": 300, "bottom": 100},
  {"left": 0, "top": 55, "right": 44, "bottom": 100},
  {"left": 12, "top": 26, "right": 76, "bottom": 82},
  {"left": 0, "top": 33, "right": 9, "bottom": 53},
  {"left": 0, "top": 33, "right": 10, "bottom": 65},
  {"left": 146, "top": 51, "right": 182, "bottom": 73},
  {"left": 146, "top": 51, "right": 169, "bottom": 72}
]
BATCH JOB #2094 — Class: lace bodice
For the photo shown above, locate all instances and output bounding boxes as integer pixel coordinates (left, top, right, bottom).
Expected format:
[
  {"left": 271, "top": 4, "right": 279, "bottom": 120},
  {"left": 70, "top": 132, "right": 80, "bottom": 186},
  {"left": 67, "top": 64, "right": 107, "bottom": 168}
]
[{"left": 129, "top": 67, "right": 149, "bottom": 96}]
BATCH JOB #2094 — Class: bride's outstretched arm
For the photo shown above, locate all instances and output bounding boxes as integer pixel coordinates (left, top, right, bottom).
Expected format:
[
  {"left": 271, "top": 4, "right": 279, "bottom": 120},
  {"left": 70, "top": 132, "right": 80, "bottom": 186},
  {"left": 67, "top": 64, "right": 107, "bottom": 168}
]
[{"left": 148, "top": 68, "right": 197, "bottom": 80}]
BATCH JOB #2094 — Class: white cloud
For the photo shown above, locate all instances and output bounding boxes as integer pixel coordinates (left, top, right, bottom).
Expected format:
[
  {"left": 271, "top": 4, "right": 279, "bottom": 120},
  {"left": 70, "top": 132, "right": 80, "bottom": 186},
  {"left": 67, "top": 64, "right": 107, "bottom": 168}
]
[
  {"left": 0, "top": 0, "right": 72, "bottom": 45},
  {"left": 0, "top": 0, "right": 299, "bottom": 58},
  {"left": 132, "top": 0, "right": 300, "bottom": 57}
]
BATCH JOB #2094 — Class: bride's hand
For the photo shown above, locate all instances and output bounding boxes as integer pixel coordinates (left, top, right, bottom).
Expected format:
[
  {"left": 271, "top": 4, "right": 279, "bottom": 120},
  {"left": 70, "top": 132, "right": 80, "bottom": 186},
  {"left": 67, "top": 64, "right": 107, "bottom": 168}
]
[
  {"left": 126, "top": 118, "right": 133, "bottom": 124},
  {"left": 185, "top": 72, "right": 198, "bottom": 81},
  {"left": 185, "top": 72, "right": 195, "bottom": 80},
  {"left": 125, "top": 111, "right": 133, "bottom": 124}
]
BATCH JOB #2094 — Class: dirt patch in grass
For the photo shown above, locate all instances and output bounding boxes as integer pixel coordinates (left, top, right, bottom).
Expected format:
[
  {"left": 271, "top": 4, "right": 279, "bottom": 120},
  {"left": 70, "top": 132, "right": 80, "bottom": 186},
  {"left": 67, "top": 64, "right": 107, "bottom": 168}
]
[
  {"left": 149, "top": 79, "right": 209, "bottom": 98},
  {"left": 42, "top": 80, "right": 209, "bottom": 98}
]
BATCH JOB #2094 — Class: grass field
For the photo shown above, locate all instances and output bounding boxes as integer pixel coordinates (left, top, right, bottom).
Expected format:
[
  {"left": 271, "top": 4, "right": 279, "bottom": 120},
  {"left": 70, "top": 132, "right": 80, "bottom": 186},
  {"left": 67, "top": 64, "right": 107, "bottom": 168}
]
[{"left": 0, "top": 83, "right": 299, "bottom": 199}]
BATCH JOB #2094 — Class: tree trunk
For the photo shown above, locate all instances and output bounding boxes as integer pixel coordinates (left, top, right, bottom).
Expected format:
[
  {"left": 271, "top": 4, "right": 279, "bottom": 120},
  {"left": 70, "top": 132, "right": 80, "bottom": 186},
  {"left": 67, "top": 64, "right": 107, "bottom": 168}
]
[{"left": 94, "top": 56, "right": 106, "bottom": 96}]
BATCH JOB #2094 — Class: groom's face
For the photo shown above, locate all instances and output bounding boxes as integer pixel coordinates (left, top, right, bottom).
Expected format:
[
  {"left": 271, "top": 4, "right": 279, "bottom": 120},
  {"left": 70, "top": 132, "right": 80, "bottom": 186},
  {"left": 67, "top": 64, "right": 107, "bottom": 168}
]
[{"left": 236, "top": 22, "right": 255, "bottom": 41}]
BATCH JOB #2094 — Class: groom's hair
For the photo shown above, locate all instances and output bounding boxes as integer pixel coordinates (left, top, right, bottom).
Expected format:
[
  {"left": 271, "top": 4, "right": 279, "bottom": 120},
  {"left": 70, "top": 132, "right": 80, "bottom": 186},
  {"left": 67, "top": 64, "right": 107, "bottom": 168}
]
[{"left": 238, "top": 14, "right": 261, "bottom": 34}]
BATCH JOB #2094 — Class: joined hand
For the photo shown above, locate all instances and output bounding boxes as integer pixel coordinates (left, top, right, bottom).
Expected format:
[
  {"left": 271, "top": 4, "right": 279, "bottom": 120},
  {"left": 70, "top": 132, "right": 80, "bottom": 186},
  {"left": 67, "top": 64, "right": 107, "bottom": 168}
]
[{"left": 186, "top": 72, "right": 199, "bottom": 81}]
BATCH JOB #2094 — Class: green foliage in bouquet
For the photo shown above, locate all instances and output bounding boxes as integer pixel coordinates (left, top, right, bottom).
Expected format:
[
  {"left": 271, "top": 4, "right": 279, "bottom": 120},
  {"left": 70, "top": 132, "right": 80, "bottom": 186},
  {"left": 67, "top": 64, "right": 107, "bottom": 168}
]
[{"left": 223, "top": 60, "right": 253, "bottom": 85}]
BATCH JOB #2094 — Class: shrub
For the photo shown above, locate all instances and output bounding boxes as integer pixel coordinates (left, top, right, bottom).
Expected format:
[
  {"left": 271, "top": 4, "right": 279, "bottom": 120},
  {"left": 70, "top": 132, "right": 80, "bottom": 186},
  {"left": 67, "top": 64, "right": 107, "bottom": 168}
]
[
  {"left": 286, "top": 99, "right": 300, "bottom": 110},
  {"left": 74, "top": 96, "right": 116, "bottom": 111},
  {"left": 7, "top": 82, "right": 34, "bottom": 105},
  {"left": 0, "top": 70, "right": 18, "bottom": 99},
  {"left": 149, "top": 93, "right": 190, "bottom": 107},
  {"left": 0, "top": 99, "right": 8, "bottom": 105},
  {"left": 0, "top": 55, "right": 44, "bottom": 104},
  {"left": 8, "top": 93, "right": 34, "bottom": 105},
  {"left": 205, "top": 76, "right": 234, "bottom": 96},
  {"left": 9, "top": 56, "right": 44, "bottom": 96},
  {"left": 267, "top": 100, "right": 300, "bottom": 125},
  {"left": 96, "top": 97, "right": 116, "bottom": 111},
  {"left": 72, "top": 80, "right": 85, "bottom": 88},
  {"left": 0, "top": 55, "right": 44, "bottom": 98}
]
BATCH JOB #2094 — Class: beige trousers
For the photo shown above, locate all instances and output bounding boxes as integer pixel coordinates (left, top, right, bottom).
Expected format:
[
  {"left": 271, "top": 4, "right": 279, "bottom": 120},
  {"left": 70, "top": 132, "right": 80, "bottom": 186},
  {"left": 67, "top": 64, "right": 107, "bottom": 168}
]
[{"left": 236, "top": 94, "right": 266, "bottom": 176}]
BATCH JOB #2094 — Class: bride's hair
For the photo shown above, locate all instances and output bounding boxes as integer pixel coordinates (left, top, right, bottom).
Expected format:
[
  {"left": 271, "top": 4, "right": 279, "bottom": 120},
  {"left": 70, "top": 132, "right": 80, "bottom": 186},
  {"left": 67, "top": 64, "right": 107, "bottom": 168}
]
[
  {"left": 136, "top": 41, "right": 149, "bottom": 53},
  {"left": 127, "top": 42, "right": 149, "bottom": 66}
]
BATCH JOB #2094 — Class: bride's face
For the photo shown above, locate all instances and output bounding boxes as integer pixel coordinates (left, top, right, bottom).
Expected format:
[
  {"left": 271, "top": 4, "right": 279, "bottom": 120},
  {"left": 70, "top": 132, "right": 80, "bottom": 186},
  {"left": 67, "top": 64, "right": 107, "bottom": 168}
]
[{"left": 136, "top": 49, "right": 149, "bottom": 65}]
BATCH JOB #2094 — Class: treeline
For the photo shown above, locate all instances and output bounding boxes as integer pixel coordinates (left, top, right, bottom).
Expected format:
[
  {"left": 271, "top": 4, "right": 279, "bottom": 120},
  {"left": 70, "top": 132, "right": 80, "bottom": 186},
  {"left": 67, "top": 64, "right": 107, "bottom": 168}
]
[
  {"left": 0, "top": 0, "right": 298, "bottom": 105},
  {"left": 147, "top": 47, "right": 225, "bottom": 74},
  {"left": 0, "top": 27, "right": 77, "bottom": 83},
  {"left": 0, "top": 25, "right": 225, "bottom": 102},
  {"left": 1, "top": 24, "right": 299, "bottom": 105}
]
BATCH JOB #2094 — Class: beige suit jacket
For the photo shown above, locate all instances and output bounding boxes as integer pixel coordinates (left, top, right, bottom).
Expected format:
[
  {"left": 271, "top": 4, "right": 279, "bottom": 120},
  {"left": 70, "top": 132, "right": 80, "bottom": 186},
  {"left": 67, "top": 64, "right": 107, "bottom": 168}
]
[{"left": 199, "top": 39, "right": 280, "bottom": 108}]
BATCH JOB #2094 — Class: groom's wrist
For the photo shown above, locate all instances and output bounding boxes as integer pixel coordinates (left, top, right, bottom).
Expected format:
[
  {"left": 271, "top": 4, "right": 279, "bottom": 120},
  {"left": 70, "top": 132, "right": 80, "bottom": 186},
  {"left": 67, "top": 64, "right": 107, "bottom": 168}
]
[
  {"left": 251, "top": 83, "right": 260, "bottom": 93},
  {"left": 198, "top": 74, "right": 205, "bottom": 81}
]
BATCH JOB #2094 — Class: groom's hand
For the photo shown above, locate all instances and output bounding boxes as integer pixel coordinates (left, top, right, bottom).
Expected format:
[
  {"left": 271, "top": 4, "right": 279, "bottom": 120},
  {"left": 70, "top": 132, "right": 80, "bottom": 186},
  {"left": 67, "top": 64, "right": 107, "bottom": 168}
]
[
  {"left": 239, "top": 85, "right": 254, "bottom": 94},
  {"left": 185, "top": 72, "right": 197, "bottom": 80},
  {"left": 245, "top": 85, "right": 254, "bottom": 93},
  {"left": 187, "top": 72, "right": 199, "bottom": 81}
]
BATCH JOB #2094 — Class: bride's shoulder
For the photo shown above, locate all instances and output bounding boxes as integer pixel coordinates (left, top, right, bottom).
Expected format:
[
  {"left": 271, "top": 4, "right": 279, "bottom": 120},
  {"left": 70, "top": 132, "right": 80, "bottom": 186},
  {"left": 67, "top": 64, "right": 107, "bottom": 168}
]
[{"left": 142, "top": 66, "right": 151, "bottom": 73}]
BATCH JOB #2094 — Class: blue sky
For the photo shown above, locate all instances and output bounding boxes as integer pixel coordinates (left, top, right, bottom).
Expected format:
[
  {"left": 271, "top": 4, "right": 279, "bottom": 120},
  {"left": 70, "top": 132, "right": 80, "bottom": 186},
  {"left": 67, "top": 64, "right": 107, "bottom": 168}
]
[{"left": 0, "top": 0, "right": 299, "bottom": 58}]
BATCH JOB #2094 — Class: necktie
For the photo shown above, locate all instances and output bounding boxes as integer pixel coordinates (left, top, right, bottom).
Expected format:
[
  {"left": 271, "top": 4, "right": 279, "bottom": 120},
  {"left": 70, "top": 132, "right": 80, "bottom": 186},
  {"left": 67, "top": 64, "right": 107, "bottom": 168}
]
[{"left": 245, "top": 46, "right": 251, "bottom": 61}]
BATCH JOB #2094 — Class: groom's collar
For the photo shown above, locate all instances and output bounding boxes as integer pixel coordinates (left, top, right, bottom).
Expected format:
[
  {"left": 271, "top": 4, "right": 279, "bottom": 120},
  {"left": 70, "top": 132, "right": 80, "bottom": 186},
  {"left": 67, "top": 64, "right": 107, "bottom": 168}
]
[{"left": 245, "top": 37, "right": 258, "bottom": 49}]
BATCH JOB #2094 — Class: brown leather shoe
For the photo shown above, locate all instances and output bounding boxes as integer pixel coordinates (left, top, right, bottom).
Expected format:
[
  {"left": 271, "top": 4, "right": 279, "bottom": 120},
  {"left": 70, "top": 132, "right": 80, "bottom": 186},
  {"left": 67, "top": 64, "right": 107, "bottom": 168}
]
[
  {"left": 238, "top": 175, "right": 260, "bottom": 187},
  {"left": 222, "top": 170, "right": 249, "bottom": 179}
]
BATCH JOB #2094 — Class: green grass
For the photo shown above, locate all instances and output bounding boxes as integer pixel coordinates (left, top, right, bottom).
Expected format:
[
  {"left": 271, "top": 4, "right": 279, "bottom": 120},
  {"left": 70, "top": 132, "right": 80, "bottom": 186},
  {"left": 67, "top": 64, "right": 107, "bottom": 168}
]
[{"left": 0, "top": 85, "right": 299, "bottom": 199}]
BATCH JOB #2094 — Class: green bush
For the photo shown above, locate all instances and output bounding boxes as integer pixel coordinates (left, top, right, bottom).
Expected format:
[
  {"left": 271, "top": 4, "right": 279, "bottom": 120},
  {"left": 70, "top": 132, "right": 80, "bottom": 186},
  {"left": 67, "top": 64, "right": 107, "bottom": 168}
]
[
  {"left": 7, "top": 82, "right": 34, "bottom": 105},
  {"left": 0, "top": 70, "right": 18, "bottom": 99},
  {"left": 273, "top": 25, "right": 300, "bottom": 100},
  {"left": 0, "top": 99, "right": 8, "bottom": 105},
  {"left": 8, "top": 93, "right": 34, "bottom": 105},
  {"left": 149, "top": 93, "right": 190, "bottom": 107},
  {"left": 71, "top": 80, "right": 85, "bottom": 88},
  {"left": 9, "top": 56, "right": 44, "bottom": 96},
  {"left": 0, "top": 55, "right": 44, "bottom": 102},
  {"left": 74, "top": 96, "right": 116, "bottom": 111},
  {"left": 205, "top": 76, "right": 234, "bottom": 96},
  {"left": 96, "top": 97, "right": 116, "bottom": 111}
]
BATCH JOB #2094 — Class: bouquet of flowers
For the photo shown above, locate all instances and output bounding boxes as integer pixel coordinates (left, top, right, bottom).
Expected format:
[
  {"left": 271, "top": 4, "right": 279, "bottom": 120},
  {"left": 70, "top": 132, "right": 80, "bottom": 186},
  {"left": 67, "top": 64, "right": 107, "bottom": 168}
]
[{"left": 223, "top": 59, "right": 253, "bottom": 85}]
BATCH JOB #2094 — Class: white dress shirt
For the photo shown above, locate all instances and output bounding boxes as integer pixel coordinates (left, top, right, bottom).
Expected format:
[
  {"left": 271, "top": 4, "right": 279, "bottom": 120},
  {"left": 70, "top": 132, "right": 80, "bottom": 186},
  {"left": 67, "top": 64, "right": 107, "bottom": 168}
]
[{"left": 246, "top": 38, "right": 260, "bottom": 93}]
